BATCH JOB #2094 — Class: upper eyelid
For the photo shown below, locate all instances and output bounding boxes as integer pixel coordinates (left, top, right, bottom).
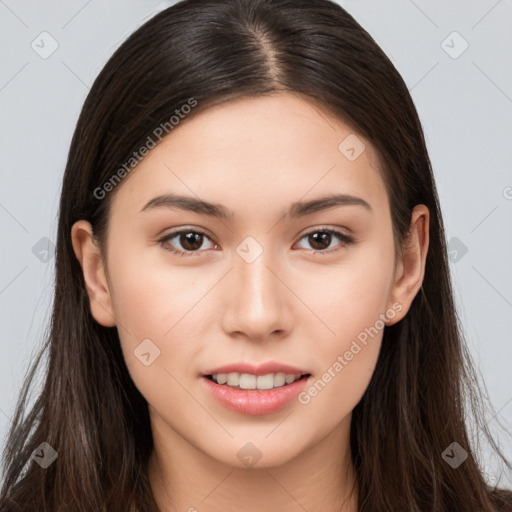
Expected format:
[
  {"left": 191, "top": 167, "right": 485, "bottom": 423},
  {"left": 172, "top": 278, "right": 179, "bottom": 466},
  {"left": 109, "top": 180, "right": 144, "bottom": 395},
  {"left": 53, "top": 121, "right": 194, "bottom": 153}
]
[
  {"left": 160, "top": 227, "right": 217, "bottom": 243},
  {"left": 159, "top": 225, "right": 351, "bottom": 238}
]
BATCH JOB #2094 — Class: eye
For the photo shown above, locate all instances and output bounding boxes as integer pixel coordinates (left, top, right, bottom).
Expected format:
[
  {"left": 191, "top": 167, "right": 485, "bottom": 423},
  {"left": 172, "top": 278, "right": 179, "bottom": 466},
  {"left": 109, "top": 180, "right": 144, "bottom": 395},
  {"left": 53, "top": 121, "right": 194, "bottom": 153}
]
[
  {"left": 158, "top": 226, "right": 355, "bottom": 257},
  {"left": 158, "top": 229, "right": 217, "bottom": 257},
  {"left": 295, "top": 227, "right": 354, "bottom": 255}
]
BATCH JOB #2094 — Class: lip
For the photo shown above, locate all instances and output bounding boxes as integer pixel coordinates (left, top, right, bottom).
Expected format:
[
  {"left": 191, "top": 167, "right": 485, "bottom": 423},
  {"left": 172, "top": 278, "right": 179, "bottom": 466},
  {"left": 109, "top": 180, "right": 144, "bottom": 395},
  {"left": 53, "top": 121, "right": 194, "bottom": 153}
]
[
  {"left": 201, "top": 374, "right": 311, "bottom": 416},
  {"left": 202, "top": 361, "right": 310, "bottom": 377}
]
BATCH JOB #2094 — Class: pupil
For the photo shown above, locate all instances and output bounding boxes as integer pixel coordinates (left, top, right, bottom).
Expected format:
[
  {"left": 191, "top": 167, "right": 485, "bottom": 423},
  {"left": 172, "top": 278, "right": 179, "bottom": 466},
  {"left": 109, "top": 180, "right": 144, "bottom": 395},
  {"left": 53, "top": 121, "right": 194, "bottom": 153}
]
[
  {"left": 309, "top": 232, "right": 330, "bottom": 250},
  {"left": 181, "top": 232, "right": 202, "bottom": 250}
]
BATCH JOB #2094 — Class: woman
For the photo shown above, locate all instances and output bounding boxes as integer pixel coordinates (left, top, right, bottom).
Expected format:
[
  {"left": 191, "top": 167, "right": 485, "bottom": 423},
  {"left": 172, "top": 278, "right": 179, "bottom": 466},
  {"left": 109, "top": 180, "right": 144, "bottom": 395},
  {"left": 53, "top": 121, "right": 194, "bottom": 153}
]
[{"left": 1, "top": 0, "right": 511, "bottom": 510}]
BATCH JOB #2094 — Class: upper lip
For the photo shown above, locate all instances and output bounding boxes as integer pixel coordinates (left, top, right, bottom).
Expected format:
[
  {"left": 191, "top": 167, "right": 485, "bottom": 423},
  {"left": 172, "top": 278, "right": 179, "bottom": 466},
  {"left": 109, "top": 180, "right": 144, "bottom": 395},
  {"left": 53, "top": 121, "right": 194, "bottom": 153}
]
[{"left": 202, "top": 362, "right": 311, "bottom": 377}]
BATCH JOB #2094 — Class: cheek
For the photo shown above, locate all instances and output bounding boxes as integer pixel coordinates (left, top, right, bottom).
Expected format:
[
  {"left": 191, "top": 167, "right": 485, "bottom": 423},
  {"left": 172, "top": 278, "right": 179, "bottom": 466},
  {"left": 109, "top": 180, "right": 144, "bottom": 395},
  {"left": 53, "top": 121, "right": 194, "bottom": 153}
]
[
  {"left": 107, "top": 240, "right": 200, "bottom": 339},
  {"left": 296, "top": 242, "right": 395, "bottom": 416},
  {"left": 304, "top": 239, "right": 395, "bottom": 342},
  {"left": 105, "top": 247, "right": 198, "bottom": 388},
  {"left": 109, "top": 264, "right": 201, "bottom": 418},
  {"left": 296, "top": 294, "right": 386, "bottom": 433}
]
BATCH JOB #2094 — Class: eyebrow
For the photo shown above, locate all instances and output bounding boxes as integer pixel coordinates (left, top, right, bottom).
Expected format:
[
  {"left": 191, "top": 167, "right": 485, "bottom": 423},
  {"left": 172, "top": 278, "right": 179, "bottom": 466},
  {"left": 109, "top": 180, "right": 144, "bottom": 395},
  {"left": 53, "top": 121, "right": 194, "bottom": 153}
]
[{"left": 140, "top": 192, "right": 372, "bottom": 220}]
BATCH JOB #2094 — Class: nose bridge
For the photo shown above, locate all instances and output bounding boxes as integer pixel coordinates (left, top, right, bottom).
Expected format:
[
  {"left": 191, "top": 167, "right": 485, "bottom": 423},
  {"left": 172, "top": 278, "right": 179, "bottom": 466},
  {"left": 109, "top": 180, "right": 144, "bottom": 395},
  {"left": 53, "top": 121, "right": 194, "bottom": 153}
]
[
  {"left": 223, "top": 235, "right": 291, "bottom": 337},
  {"left": 237, "top": 237, "right": 280, "bottom": 309}
]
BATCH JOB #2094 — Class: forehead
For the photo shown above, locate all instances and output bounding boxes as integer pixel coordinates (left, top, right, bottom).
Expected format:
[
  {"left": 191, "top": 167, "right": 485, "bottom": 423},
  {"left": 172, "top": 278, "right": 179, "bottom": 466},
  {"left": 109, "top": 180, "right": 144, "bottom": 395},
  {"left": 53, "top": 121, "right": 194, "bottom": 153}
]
[{"left": 109, "top": 92, "right": 387, "bottom": 220}]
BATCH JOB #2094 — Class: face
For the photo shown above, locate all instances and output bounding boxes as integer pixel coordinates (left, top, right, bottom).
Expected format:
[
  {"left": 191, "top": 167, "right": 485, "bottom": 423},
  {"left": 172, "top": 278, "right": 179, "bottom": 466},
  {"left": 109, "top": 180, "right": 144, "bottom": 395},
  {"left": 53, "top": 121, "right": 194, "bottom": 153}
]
[{"left": 73, "top": 92, "right": 427, "bottom": 469}]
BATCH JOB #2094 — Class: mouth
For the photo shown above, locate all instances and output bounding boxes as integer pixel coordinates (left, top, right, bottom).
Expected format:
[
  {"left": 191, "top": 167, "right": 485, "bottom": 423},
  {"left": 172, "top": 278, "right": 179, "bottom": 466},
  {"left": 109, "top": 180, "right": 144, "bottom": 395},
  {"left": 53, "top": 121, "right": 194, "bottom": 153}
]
[
  {"left": 203, "top": 372, "right": 312, "bottom": 391},
  {"left": 201, "top": 371, "right": 312, "bottom": 415}
]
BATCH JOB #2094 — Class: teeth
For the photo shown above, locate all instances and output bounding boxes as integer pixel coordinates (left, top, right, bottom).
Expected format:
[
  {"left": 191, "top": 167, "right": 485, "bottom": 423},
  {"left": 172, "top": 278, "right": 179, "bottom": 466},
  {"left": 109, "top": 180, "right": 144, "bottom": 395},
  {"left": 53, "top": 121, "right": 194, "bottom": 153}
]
[
  {"left": 285, "top": 374, "right": 296, "bottom": 384},
  {"left": 210, "top": 372, "right": 305, "bottom": 390},
  {"left": 239, "top": 373, "right": 256, "bottom": 389},
  {"left": 226, "top": 373, "right": 239, "bottom": 386},
  {"left": 216, "top": 373, "right": 228, "bottom": 385}
]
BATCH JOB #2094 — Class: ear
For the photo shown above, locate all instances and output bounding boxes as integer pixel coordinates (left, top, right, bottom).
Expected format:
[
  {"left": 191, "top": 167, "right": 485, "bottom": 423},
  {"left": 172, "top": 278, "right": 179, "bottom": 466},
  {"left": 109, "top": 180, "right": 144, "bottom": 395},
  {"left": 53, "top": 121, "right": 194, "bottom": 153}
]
[
  {"left": 71, "top": 220, "right": 116, "bottom": 327},
  {"left": 386, "top": 205, "right": 429, "bottom": 325}
]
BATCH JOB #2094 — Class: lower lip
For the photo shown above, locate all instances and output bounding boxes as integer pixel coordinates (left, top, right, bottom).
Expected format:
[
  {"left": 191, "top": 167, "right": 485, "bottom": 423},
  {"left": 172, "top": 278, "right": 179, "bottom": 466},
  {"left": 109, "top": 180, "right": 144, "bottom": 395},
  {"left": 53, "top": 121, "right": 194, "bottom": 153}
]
[{"left": 201, "top": 375, "right": 311, "bottom": 416}]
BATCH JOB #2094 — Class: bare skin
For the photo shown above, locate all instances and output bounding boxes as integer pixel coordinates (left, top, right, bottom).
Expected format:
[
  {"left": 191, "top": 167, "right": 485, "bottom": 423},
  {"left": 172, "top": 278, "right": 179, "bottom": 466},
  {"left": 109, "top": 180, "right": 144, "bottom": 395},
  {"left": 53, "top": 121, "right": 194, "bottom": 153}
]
[{"left": 72, "top": 92, "right": 429, "bottom": 511}]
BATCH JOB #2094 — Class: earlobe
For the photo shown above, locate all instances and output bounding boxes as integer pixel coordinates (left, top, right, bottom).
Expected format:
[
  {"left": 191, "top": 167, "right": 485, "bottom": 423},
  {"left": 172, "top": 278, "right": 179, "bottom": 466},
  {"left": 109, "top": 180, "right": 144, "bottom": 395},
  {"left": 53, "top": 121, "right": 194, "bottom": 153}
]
[
  {"left": 386, "top": 205, "right": 429, "bottom": 326},
  {"left": 71, "top": 220, "right": 117, "bottom": 327}
]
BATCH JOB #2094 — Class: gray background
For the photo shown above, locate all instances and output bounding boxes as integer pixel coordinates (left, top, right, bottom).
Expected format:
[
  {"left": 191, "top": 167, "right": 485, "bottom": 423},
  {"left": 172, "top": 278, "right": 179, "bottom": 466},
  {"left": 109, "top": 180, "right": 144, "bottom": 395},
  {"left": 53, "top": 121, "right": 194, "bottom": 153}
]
[{"left": 1, "top": 0, "right": 511, "bottom": 487}]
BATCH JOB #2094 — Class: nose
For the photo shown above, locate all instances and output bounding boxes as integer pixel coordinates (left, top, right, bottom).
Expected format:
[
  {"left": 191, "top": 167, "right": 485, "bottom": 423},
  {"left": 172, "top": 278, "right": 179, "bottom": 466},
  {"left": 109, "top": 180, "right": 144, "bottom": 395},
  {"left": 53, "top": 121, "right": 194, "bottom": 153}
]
[{"left": 221, "top": 245, "right": 294, "bottom": 341}]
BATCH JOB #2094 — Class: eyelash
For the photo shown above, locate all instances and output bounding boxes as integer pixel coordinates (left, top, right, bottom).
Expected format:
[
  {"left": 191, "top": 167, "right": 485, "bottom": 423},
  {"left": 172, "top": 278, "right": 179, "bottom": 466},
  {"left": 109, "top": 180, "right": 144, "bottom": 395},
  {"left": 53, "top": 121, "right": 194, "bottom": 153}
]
[{"left": 158, "top": 227, "right": 355, "bottom": 257}]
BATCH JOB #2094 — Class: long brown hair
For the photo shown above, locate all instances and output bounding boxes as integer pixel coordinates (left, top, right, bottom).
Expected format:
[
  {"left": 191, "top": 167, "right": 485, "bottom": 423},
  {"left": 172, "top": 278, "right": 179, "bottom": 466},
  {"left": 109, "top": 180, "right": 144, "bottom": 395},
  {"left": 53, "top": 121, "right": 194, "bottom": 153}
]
[{"left": 1, "top": 0, "right": 511, "bottom": 510}]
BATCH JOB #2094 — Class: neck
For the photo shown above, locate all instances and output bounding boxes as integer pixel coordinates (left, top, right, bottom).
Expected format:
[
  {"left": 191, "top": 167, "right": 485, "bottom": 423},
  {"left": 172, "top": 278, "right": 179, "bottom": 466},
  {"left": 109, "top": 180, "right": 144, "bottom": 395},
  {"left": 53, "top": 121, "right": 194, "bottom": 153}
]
[{"left": 147, "top": 412, "right": 358, "bottom": 512}]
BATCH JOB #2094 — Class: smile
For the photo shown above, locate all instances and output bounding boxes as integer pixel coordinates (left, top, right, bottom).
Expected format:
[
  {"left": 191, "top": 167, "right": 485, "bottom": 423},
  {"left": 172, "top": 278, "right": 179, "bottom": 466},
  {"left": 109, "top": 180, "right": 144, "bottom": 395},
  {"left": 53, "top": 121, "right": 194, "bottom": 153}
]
[
  {"left": 202, "top": 373, "right": 312, "bottom": 415},
  {"left": 206, "top": 372, "right": 309, "bottom": 390}
]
